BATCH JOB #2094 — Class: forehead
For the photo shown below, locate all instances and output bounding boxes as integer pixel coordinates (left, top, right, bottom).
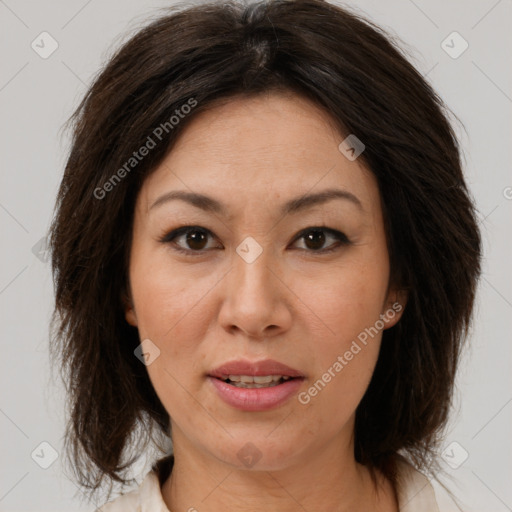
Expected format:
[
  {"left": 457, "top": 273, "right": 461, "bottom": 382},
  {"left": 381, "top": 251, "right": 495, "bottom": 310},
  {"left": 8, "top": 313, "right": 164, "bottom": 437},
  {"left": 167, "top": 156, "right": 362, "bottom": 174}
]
[{"left": 139, "top": 91, "right": 379, "bottom": 218}]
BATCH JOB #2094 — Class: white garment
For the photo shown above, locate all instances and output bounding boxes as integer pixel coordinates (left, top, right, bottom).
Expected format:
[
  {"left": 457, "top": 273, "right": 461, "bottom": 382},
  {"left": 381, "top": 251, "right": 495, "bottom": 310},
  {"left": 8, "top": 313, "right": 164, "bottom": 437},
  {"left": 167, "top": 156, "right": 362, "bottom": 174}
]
[{"left": 97, "top": 459, "right": 441, "bottom": 512}]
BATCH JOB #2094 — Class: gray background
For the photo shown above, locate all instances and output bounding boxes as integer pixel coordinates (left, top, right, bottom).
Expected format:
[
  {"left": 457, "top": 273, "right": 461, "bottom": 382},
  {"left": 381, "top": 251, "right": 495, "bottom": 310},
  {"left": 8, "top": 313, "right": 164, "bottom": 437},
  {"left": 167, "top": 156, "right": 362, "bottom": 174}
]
[{"left": 1, "top": 0, "right": 511, "bottom": 510}]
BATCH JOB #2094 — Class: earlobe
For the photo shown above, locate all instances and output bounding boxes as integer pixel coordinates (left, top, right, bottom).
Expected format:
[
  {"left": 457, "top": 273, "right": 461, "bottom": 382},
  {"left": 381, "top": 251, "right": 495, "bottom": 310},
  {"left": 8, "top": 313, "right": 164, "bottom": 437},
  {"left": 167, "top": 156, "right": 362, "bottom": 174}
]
[
  {"left": 122, "top": 290, "right": 138, "bottom": 327},
  {"left": 382, "top": 289, "right": 408, "bottom": 329},
  {"left": 125, "top": 307, "right": 138, "bottom": 327}
]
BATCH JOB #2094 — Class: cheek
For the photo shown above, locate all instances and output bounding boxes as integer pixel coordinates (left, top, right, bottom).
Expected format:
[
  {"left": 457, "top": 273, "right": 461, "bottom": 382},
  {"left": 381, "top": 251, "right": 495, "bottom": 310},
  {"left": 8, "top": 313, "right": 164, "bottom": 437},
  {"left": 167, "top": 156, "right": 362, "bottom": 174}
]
[
  {"left": 292, "top": 253, "right": 388, "bottom": 418},
  {"left": 128, "top": 252, "right": 221, "bottom": 392},
  {"left": 130, "top": 263, "right": 217, "bottom": 420},
  {"left": 297, "top": 304, "right": 383, "bottom": 437},
  {"left": 129, "top": 247, "right": 218, "bottom": 341},
  {"left": 292, "top": 249, "right": 389, "bottom": 349}
]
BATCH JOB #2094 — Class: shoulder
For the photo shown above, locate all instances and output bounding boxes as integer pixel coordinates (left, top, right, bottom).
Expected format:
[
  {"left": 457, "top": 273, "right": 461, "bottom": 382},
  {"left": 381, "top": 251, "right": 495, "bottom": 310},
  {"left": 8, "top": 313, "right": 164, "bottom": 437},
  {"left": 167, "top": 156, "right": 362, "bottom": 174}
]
[
  {"left": 396, "top": 459, "right": 441, "bottom": 512},
  {"left": 395, "top": 459, "right": 462, "bottom": 512},
  {"left": 96, "top": 470, "right": 170, "bottom": 512}
]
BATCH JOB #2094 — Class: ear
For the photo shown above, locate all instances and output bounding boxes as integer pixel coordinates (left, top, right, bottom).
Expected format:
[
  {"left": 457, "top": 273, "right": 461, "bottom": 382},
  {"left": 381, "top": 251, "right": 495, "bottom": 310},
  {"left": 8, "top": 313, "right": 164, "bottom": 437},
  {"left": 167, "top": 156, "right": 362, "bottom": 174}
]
[
  {"left": 122, "top": 287, "right": 138, "bottom": 327},
  {"left": 381, "top": 288, "right": 408, "bottom": 330}
]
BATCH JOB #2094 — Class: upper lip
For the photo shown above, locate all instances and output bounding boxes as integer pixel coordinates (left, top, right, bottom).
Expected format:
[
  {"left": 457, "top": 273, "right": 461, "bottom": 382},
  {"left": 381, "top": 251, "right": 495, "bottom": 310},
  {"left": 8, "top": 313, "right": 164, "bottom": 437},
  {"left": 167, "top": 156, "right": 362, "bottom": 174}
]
[{"left": 209, "top": 359, "right": 304, "bottom": 378}]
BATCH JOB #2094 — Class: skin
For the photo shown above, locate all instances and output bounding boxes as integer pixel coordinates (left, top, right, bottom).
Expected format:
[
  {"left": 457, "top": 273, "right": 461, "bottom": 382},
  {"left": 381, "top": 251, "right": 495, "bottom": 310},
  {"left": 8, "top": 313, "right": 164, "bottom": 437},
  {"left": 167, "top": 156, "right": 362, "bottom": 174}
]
[{"left": 125, "top": 90, "right": 407, "bottom": 512}]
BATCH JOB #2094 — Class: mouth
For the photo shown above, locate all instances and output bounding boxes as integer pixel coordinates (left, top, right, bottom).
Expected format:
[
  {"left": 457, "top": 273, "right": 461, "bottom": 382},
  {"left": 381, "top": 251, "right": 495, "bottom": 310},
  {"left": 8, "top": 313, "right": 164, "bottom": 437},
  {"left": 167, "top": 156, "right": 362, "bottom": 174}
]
[
  {"left": 208, "top": 358, "right": 304, "bottom": 383},
  {"left": 207, "top": 359, "right": 305, "bottom": 411}
]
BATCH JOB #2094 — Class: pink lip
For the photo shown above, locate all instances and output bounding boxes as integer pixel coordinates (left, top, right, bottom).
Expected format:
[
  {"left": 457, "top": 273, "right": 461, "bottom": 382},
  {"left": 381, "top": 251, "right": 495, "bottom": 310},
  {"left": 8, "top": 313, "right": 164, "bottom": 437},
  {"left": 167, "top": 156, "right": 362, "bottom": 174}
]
[
  {"left": 207, "top": 359, "right": 304, "bottom": 412},
  {"left": 208, "top": 376, "right": 303, "bottom": 411}
]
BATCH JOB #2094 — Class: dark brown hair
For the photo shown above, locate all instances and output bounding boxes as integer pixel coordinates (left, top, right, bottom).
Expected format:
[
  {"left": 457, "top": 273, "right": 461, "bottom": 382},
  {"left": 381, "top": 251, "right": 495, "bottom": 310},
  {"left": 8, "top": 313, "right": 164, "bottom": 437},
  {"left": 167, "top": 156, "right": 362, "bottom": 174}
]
[{"left": 49, "top": 0, "right": 482, "bottom": 501}]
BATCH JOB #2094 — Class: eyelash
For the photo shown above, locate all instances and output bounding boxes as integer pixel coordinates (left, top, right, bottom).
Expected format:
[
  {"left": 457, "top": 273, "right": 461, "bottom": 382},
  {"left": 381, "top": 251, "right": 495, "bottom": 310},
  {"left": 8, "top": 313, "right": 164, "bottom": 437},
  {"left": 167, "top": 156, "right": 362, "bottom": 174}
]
[{"left": 158, "top": 225, "right": 351, "bottom": 257}]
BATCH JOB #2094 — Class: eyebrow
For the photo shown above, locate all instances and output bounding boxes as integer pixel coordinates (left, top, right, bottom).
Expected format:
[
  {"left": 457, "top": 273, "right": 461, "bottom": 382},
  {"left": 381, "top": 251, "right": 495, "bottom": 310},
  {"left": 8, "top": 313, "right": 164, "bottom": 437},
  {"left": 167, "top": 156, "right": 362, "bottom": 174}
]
[{"left": 149, "top": 188, "right": 363, "bottom": 216}]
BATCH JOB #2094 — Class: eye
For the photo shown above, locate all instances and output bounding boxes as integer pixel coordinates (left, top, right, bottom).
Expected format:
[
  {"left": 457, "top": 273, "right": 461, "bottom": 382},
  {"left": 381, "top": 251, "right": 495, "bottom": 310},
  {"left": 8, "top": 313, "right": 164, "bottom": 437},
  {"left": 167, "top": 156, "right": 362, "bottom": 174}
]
[
  {"left": 291, "top": 227, "right": 351, "bottom": 253},
  {"left": 158, "top": 226, "right": 220, "bottom": 255}
]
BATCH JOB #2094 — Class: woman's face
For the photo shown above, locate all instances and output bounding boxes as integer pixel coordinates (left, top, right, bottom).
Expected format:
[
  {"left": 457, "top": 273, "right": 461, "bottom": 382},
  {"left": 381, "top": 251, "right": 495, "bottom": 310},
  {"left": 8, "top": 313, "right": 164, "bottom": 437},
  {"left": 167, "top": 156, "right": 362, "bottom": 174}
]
[{"left": 125, "top": 91, "right": 404, "bottom": 471}]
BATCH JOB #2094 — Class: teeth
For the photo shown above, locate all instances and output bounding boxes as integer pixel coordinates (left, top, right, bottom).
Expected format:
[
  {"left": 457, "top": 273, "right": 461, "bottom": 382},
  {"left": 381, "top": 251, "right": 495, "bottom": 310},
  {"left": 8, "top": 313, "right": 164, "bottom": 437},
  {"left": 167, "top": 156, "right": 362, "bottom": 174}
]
[
  {"left": 253, "top": 376, "right": 273, "bottom": 384},
  {"left": 231, "top": 381, "right": 282, "bottom": 389},
  {"left": 227, "top": 375, "right": 288, "bottom": 383},
  {"left": 221, "top": 375, "right": 293, "bottom": 388}
]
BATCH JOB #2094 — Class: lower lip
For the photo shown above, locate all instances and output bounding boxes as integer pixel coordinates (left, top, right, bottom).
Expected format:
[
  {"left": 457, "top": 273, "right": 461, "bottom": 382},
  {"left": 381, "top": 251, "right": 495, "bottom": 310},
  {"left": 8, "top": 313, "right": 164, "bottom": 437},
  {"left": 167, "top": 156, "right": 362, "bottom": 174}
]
[{"left": 208, "top": 376, "right": 303, "bottom": 412}]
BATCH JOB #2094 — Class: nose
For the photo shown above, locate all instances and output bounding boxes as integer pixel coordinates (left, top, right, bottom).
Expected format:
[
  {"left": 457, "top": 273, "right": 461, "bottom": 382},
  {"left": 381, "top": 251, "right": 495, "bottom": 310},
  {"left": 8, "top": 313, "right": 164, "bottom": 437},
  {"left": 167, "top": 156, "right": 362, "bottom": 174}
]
[{"left": 218, "top": 246, "right": 293, "bottom": 340}]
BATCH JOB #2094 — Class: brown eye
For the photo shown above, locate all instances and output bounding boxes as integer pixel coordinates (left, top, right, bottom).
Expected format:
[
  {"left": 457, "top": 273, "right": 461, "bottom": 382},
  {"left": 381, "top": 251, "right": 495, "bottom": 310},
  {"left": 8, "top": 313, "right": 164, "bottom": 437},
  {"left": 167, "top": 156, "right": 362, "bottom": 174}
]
[
  {"left": 292, "top": 227, "right": 350, "bottom": 253},
  {"left": 303, "top": 229, "right": 326, "bottom": 250},
  {"left": 184, "top": 229, "right": 209, "bottom": 250},
  {"left": 159, "top": 226, "right": 220, "bottom": 254}
]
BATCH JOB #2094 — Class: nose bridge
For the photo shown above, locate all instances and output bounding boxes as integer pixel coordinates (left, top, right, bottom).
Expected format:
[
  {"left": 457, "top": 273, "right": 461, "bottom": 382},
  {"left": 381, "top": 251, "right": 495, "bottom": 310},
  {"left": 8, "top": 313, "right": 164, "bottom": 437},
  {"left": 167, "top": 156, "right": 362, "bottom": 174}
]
[
  {"left": 219, "top": 238, "right": 289, "bottom": 337},
  {"left": 231, "top": 239, "right": 276, "bottom": 304}
]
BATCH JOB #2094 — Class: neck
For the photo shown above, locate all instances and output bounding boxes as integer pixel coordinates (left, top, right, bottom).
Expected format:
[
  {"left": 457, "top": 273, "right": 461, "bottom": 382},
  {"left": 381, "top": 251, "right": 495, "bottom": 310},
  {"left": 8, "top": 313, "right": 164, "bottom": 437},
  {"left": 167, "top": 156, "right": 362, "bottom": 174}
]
[{"left": 161, "top": 429, "right": 397, "bottom": 512}]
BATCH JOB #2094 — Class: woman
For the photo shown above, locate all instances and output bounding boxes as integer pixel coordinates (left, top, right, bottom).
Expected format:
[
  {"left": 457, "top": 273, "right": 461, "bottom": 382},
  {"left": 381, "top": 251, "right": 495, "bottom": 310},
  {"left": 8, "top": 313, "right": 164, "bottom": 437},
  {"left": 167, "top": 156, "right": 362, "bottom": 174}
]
[{"left": 49, "top": 0, "right": 482, "bottom": 510}]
